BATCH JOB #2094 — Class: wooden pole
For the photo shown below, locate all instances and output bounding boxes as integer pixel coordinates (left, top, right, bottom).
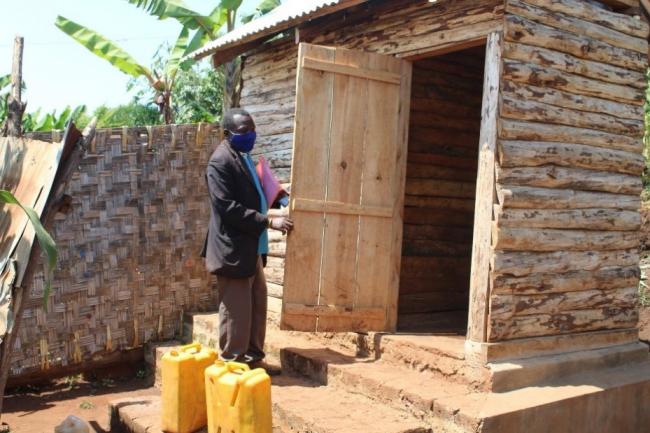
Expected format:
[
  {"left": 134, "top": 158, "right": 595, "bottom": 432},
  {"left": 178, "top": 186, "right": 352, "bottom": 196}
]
[{"left": 4, "top": 36, "right": 26, "bottom": 137}]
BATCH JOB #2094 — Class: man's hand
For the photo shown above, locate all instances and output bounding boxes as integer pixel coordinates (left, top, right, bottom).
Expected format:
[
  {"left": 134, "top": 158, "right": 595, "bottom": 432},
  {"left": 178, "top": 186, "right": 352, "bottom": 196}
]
[{"left": 269, "top": 217, "right": 294, "bottom": 234}]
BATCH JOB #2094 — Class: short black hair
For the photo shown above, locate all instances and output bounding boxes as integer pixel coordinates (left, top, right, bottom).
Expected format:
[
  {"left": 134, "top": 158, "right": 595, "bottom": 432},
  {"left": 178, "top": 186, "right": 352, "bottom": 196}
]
[{"left": 222, "top": 108, "right": 252, "bottom": 133}]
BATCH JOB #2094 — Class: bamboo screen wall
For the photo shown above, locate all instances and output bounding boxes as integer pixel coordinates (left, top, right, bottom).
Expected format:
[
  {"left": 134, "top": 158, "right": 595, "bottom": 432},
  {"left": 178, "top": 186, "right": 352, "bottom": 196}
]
[{"left": 14, "top": 124, "right": 220, "bottom": 377}]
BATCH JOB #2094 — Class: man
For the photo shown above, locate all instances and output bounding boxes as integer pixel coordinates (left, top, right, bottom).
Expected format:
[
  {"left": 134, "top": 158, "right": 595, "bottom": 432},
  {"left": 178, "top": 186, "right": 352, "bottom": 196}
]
[{"left": 203, "top": 108, "right": 293, "bottom": 372}]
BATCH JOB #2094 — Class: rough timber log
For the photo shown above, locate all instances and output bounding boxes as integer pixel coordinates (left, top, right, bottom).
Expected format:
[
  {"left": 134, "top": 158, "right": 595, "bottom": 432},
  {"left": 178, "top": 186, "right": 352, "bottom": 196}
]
[
  {"left": 498, "top": 119, "right": 642, "bottom": 154},
  {"left": 492, "top": 249, "right": 639, "bottom": 277},
  {"left": 495, "top": 208, "right": 641, "bottom": 231},
  {"left": 497, "top": 186, "right": 640, "bottom": 210},
  {"left": 496, "top": 165, "right": 642, "bottom": 195},
  {"left": 489, "top": 307, "right": 639, "bottom": 340},
  {"left": 498, "top": 140, "right": 645, "bottom": 175},
  {"left": 518, "top": 0, "right": 649, "bottom": 38},
  {"left": 502, "top": 42, "right": 646, "bottom": 88},
  {"left": 502, "top": 59, "right": 643, "bottom": 105},
  {"left": 504, "top": 15, "right": 646, "bottom": 71},
  {"left": 491, "top": 286, "right": 638, "bottom": 318},
  {"left": 507, "top": 0, "right": 647, "bottom": 53},
  {"left": 500, "top": 96, "right": 644, "bottom": 136},
  {"left": 502, "top": 80, "right": 644, "bottom": 120},
  {"left": 491, "top": 266, "right": 640, "bottom": 295},
  {"left": 493, "top": 227, "right": 639, "bottom": 251}
]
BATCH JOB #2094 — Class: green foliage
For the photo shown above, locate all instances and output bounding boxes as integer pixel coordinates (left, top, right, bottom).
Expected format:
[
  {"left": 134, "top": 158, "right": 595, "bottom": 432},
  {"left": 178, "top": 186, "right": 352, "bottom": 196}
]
[
  {"left": 55, "top": 16, "right": 154, "bottom": 83},
  {"left": 0, "top": 190, "right": 57, "bottom": 308},
  {"left": 22, "top": 105, "right": 87, "bottom": 133},
  {"left": 77, "top": 103, "right": 163, "bottom": 128},
  {"left": 241, "top": 0, "right": 281, "bottom": 23},
  {"left": 0, "top": 75, "right": 9, "bottom": 125},
  {"left": 129, "top": 43, "right": 223, "bottom": 124},
  {"left": 125, "top": 0, "right": 220, "bottom": 35},
  {"left": 173, "top": 63, "right": 223, "bottom": 123}
]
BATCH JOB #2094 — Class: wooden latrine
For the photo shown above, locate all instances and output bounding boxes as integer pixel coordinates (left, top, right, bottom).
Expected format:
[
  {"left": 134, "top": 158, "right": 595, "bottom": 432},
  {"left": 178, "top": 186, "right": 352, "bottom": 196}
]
[{"left": 192, "top": 0, "right": 648, "bottom": 358}]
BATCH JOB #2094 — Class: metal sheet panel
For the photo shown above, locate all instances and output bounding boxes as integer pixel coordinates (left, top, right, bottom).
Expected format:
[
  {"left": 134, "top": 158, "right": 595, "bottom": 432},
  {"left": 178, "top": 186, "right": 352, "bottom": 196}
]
[{"left": 189, "top": 0, "right": 369, "bottom": 60}]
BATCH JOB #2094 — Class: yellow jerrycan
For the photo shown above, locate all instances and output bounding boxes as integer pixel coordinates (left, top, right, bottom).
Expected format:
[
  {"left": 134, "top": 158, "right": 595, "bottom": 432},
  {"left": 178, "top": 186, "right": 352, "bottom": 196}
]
[
  {"left": 204, "top": 361, "right": 272, "bottom": 433},
  {"left": 161, "top": 342, "right": 218, "bottom": 433}
]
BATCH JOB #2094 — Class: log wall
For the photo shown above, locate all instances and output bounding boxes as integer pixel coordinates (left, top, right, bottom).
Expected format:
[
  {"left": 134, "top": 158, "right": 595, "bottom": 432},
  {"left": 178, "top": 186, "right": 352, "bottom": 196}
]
[
  {"left": 398, "top": 49, "right": 484, "bottom": 328},
  {"left": 489, "top": 0, "right": 648, "bottom": 341},
  {"left": 15, "top": 124, "right": 220, "bottom": 377},
  {"left": 241, "top": 0, "right": 504, "bottom": 306}
]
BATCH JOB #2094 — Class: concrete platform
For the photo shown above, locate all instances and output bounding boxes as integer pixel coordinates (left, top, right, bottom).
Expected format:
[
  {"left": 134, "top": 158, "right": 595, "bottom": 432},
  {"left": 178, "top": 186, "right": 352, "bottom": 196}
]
[
  {"left": 145, "top": 311, "right": 650, "bottom": 433},
  {"left": 109, "top": 374, "right": 431, "bottom": 433}
]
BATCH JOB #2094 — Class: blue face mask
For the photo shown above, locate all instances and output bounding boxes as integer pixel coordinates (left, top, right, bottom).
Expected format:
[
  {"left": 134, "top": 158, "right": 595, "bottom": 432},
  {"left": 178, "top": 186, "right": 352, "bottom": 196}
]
[{"left": 228, "top": 130, "right": 257, "bottom": 153}]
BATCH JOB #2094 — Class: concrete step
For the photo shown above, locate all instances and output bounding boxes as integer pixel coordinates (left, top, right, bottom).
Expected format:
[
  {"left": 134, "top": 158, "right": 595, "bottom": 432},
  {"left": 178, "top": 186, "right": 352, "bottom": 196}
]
[
  {"left": 487, "top": 341, "right": 650, "bottom": 392},
  {"left": 109, "top": 374, "right": 433, "bottom": 433},
  {"left": 126, "top": 343, "right": 650, "bottom": 432},
  {"left": 144, "top": 340, "right": 183, "bottom": 389},
  {"left": 279, "top": 344, "right": 475, "bottom": 425},
  {"left": 183, "top": 311, "right": 475, "bottom": 384}
]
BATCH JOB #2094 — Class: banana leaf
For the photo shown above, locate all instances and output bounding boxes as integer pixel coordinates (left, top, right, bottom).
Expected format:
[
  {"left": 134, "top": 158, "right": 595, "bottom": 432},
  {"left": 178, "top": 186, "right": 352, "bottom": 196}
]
[
  {"left": 0, "top": 75, "right": 9, "bottom": 93},
  {"left": 0, "top": 190, "right": 57, "bottom": 307},
  {"left": 241, "top": 0, "right": 280, "bottom": 23},
  {"left": 34, "top": 113, "right": 53, "bottom": 132},
  {"left": 125, "top": 0, "right": 218, "bottom": 36},
  {"left": 55, "top": 16, "right": 154, "bottom": 83},
  {"left": 54, "top": 106, "right": 72, "bottom": 130},
  {"left": 167, "top": 26, "right": 192, "bottom": 79}
]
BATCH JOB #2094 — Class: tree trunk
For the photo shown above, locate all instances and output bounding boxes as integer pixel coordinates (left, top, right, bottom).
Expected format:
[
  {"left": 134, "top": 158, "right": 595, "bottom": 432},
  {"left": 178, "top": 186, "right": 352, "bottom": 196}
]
[
  {"left": 223, "top": 57, "right": 242, "bottom": 112},
  {"left": 163, "top": 92, "right": 174, "bottom": 125},
  {"left": 3, "top": 36, "right": 26, "bottom": 137},
  {"left": 222, "top": 10, "right": 242, "bottom": 113}
]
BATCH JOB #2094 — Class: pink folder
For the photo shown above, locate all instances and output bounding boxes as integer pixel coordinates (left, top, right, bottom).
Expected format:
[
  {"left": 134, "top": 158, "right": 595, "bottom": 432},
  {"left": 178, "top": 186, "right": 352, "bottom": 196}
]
[{"left": 256, "top": 156, "right": 287, "bottom": 207}]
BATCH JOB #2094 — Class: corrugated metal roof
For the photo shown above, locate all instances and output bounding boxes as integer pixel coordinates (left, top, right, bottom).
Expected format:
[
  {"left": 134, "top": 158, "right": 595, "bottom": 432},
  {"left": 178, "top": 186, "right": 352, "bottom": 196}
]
[{"left": 189, "top": 0, "right": 369, "bottom": 60}]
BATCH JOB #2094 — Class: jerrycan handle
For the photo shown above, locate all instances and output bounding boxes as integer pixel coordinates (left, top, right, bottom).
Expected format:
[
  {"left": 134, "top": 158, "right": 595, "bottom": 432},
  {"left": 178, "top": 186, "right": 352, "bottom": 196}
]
[
  {"left": 225, "top": 362, "right": 251, "bottom": 407},
  {"left": 180, "top": 342, "right": 201, "bottom": 354},
  {"left": 225, "top": 361, "right": 250, "bottom": 373}
]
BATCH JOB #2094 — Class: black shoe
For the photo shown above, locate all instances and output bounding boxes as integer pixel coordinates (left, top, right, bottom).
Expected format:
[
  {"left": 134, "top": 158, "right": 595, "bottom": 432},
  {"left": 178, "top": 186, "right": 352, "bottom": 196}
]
[{"left": 248, "top": 360, "right": 282, "bottom": 376}]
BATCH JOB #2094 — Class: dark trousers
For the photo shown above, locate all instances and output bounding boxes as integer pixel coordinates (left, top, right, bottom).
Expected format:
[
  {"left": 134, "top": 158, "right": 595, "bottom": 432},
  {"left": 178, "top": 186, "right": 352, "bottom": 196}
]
[{"left": 216, "top": 257, "right": 267, "bottom": 362}]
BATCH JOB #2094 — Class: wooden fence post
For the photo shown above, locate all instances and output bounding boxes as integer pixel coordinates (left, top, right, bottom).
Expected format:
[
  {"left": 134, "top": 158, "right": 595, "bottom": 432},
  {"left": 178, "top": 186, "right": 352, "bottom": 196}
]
[{"left": 4, "top": 36, "right": 26, "bottom": 137}]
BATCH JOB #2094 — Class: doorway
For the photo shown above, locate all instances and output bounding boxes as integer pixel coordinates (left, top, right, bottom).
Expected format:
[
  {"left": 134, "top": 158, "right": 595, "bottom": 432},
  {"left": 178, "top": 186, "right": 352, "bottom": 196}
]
[{"left": 397, "top": 45, "right": 486, "bottom": 333}]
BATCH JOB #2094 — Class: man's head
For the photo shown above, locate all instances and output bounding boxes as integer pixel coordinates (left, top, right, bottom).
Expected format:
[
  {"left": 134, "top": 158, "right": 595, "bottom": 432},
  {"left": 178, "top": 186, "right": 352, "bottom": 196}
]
[
  {"left": 222, "top": 108, "right": 257, "bottom": 153},
  {"left": 222, "top": 108, "right": 255, "bottom": 137}
]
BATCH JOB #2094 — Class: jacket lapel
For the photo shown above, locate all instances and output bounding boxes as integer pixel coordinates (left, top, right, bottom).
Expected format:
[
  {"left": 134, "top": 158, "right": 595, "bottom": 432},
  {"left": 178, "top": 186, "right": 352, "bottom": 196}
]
[{"left": 225, "top": 142, "right": 255, "bottom": 187}]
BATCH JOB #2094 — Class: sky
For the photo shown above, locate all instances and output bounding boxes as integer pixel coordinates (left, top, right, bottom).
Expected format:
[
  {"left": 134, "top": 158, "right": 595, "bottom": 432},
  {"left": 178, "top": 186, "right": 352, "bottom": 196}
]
[{"left": 0, "top": 0, "right": 262, "bottom": 113}]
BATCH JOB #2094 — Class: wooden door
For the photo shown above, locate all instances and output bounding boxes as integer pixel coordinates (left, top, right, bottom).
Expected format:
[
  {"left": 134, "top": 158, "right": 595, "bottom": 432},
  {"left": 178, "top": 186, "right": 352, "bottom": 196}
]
[{"left": 281, "top": 43, "right": 412, "bottom": 332}]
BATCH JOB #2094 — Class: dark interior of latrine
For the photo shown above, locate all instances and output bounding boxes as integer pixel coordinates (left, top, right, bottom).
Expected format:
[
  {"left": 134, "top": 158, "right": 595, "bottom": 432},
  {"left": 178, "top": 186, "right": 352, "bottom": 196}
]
[{"left": 398, "top": 45, "right": 485, "bottom": 333}]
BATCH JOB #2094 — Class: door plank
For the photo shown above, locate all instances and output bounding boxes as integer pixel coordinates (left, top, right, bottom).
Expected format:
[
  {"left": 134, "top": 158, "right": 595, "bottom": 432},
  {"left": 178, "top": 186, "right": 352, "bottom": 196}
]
[
  {"left": 282, "top": 43, "right": 412, "bottom": 332},
  {"left": 293, "top": 198, "right": 393, "bottom": 218},
  {"left": 302, "top": 57, "right": 402, "bottom": 84},
  {"left": 281, "top": 44, "right": 335, "bottom": 331},
  {"left": 357, "top": 53, "right": 410, "bottom": 332},
  {"left": 318, "top": 47, "right": 369, "bottom": 331}
]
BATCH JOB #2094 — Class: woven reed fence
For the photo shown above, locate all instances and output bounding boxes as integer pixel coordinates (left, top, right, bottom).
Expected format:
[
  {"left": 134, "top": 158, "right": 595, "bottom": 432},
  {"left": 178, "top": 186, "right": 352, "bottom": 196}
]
[{"left": 14, "top": 123, "right": 221, "bottom": 377}]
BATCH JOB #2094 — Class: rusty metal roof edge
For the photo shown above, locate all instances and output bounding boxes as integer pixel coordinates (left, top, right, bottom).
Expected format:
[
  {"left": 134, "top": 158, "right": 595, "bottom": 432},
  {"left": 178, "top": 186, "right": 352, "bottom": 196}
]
[{"left": 188, "top": 0, "right": 370, "bottom": 60}]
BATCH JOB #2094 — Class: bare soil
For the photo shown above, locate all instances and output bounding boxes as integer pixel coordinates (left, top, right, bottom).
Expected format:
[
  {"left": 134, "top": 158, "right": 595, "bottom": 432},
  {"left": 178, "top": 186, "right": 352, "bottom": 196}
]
[{"left": 1, "top": 372, "right": 154, "bottom": 433}]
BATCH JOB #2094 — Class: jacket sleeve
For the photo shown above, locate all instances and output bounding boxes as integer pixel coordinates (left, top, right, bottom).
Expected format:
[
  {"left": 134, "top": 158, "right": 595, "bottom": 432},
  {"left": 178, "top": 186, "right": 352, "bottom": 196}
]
[{"left": 207, "top": 159, "right": 268, "bottom": 237}]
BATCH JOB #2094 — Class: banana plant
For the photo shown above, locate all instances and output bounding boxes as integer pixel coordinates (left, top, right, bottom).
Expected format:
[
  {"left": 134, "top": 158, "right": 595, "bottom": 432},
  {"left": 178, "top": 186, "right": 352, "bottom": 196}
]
[
  {"left": 22, "top": 105, "right": 87, "bottom": 133},
  {"left": 124, "top": 0, "right": 280, "bottom": 111},
  {"left": 55, "top": 16, "right": 194, "bottom": 124},
  {"left": 0, "top": 75, "right": 10, "bottom": 126}
]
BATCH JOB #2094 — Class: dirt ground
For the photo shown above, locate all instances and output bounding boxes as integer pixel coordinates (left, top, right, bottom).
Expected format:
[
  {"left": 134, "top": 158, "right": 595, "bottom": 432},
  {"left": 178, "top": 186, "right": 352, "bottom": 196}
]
[{"left": 1, "top": 372, "right": 154, "bottom": 433}]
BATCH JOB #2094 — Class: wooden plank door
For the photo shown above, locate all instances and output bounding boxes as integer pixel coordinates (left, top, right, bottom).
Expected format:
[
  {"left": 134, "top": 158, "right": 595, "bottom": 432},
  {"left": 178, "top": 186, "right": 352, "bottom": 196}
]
[{"left": 281, "top": 43, "right": 412, "bottom": 332}]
